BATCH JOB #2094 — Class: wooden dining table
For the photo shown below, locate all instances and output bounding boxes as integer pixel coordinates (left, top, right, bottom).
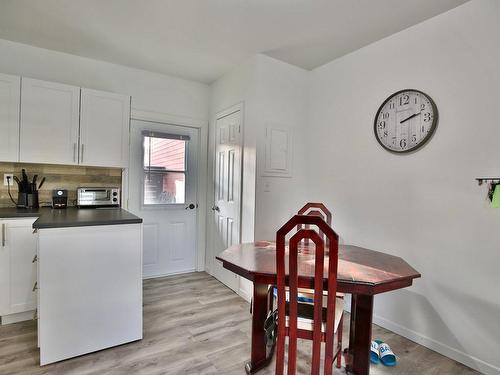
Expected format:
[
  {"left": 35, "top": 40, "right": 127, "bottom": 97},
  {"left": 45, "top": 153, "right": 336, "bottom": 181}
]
[{"left": 216, "top": 241, "right": 420, "bottom": 375}]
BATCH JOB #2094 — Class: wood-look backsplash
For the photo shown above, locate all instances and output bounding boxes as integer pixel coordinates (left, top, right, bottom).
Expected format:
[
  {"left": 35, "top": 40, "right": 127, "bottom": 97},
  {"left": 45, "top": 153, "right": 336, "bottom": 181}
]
[{"left": 0, "top": 162, "right": 122, "bottom": 208}]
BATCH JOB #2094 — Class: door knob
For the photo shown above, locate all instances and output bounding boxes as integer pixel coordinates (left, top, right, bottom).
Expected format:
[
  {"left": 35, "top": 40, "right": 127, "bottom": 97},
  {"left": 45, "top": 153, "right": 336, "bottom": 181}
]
[
  {"left": 185, "top": 203, "right": 196, "bottom": 210},
  {"left": 211, "top": 206, "right": 220, "bottom": 212}
]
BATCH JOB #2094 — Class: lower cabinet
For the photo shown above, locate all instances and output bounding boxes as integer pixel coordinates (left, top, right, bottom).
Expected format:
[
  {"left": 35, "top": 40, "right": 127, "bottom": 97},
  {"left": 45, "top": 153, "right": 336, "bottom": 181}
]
[{"left": 0, "top": 218, "right": 38, "bottom": 323}]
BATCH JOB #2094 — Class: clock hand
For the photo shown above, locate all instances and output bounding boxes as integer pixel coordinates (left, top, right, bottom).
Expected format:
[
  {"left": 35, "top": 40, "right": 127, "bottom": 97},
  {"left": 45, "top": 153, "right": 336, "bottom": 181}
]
[{"left": 400, "top": 111, "right": 422, "bottom": 124}]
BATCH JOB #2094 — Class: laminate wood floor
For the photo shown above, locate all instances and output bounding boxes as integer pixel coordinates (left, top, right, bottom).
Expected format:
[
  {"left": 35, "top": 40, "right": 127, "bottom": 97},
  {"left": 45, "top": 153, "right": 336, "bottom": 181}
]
[{"left": 0, "top": 272, "right": 480, "bottom": 375}]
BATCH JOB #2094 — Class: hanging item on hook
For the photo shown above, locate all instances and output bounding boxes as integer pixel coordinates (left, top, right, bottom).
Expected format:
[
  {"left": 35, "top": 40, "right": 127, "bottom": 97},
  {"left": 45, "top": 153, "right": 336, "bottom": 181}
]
[
  {"left": 476, "top": 178, "right": 500, "bottom": 207},
  {"left": 489, "top": 183, "right": 500, "bottom": 208}
]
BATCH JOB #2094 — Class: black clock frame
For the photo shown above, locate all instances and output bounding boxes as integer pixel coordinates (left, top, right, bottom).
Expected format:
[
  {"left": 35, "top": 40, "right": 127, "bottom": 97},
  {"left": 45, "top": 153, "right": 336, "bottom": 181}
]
[{"left": 374, "top": 89, "right": 438, "bottom": 154}]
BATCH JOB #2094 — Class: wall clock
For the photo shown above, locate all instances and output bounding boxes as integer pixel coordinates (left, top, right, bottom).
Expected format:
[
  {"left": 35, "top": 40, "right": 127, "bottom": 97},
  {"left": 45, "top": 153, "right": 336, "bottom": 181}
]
[{"left": 374, "top": 89, "right": 438, "bottom": 153}]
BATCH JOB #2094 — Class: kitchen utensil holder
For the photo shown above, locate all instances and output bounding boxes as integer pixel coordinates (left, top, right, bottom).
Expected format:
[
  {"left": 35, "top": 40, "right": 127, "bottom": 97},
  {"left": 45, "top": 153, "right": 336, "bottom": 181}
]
[{"left": 18, "top": 191, "right": 39, "bottom": 208}]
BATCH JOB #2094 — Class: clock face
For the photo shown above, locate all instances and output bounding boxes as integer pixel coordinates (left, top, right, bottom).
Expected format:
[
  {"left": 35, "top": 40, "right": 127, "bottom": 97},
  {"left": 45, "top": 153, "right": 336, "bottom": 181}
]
[{"left": 374, "top": 89, "right": 438, "bottom": 153}]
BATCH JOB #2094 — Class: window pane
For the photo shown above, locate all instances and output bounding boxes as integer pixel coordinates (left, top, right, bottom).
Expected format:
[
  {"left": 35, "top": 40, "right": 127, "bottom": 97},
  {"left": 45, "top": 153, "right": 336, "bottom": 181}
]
[
  {"left": 144, "top": 172, "right": 185, "bottom": 205},
  {"left": 144, "top": 136, "right": 186, "bottom": 172}
]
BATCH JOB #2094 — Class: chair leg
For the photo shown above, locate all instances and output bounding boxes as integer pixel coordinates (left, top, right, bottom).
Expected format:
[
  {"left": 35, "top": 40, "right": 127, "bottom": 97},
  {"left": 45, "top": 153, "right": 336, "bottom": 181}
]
[
  {"left": 275, "top": 334, "right": 285, "bottom": 375},
  {"left": 336, "top": 315, "right": 343, "bottom": 369}
]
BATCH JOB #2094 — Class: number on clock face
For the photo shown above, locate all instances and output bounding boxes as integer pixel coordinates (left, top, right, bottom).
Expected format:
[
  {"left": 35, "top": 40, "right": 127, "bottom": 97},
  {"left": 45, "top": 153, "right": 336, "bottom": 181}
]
[{"left": 374, "top": 90, "right": 437, "bottom": 153}]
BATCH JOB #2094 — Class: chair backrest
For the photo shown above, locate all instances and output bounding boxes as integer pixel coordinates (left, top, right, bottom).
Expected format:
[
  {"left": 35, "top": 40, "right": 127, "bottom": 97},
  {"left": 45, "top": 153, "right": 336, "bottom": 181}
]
[
  {"left": 297, "top": 202, "right": 332, "bottom": 248},
  {"left": 275, "top": 215, "right": 339, "bottom": 375},
  {"left": 298, "top": 202, "right": 332, "bottom": 225}
]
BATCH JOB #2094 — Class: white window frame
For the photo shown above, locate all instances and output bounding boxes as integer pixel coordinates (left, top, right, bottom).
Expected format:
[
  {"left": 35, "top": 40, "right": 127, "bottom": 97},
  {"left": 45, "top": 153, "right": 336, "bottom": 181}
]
[{"left": 141, "top": 131, "right": 189, "bottom": 206}]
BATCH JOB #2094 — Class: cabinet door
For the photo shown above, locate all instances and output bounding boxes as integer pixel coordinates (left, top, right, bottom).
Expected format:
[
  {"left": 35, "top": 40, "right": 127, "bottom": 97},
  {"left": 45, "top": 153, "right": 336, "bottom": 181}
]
[
  {"left": 0, "top": 73, "right": 21, "bottom": 162},
  {"left": 0, "top": 221, "right": 8, "bottom": 315},
  {"left": 20, "top": 78, "right": 80, "bottom": 165},
  {"left": 0, "top": 219, "right": 37, "bottom": 316},
  {"left": 80, "top": 88, "right": 130, "bottom": 167}
]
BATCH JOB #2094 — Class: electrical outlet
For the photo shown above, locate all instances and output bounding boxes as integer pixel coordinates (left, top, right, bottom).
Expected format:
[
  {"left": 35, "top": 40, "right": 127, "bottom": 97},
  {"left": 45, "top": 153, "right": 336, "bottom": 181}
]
[{"left": 3, "top": 174, "right": 14, "bottom": 186}]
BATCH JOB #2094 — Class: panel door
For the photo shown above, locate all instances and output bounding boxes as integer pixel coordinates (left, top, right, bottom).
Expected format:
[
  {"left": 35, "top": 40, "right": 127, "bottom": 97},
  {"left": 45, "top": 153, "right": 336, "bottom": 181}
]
[
  {"left": 20, "top": 78, "right": 80, "bottom": 165},
  {"left": 0, "top": 73, "right": 21, "bottom": 162},
  {"left": 211, "top": 110, "right": 242, "bottom": 291},
  {"left": 80, "top": 88, "right": 130, "bottom": 167},
  {"left": 128, "top": 120, "right": 199, "bottom": 278},
  {"left": 0, "top": 218, "right": 37, "bottom": 316}
]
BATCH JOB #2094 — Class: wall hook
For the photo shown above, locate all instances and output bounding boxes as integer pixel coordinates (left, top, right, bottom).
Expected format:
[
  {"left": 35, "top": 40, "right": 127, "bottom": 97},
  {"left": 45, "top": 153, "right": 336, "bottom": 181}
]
[{"left": 476, "top": 177, "right": 500, "bottom": 186}]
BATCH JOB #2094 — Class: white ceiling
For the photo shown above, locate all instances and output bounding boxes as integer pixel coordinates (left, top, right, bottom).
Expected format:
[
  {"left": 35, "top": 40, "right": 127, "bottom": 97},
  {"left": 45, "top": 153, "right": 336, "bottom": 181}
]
[{"left": 0, "top": 0, "right": 469, "bottom": 83}]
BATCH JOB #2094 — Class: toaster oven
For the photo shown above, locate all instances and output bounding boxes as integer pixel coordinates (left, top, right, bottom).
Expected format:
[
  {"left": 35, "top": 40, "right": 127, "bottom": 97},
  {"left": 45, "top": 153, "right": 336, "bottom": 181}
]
[{"left": 77, "top": 187, "right": 120, "bottom": 207}]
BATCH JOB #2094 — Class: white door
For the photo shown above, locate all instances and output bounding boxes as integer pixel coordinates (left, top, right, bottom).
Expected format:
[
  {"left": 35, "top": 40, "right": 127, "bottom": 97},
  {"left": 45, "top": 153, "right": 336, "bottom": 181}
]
[
  {"left": 0, "top": 219, "right": 38, "bottom": 316},
  {"left": 80, "top": 88, "right": 130, "bottom": 168},
  {"left": 0, "top": 73, "right": 20, "bottom": 162},
  {"left": 20, "top": 78, "right": 80, "bottom": 165},
  {"left": 210, "top": 109, "right": 242, "bottom": 291},
  {"left": 128, "top": 120, "right": 199, "bottom": 278}
]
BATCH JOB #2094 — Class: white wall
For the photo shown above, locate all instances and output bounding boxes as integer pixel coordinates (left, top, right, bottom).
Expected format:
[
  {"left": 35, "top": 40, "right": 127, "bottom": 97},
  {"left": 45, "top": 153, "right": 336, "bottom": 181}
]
[
  {"left": 252, "top": 56, "right": 310, "bottom": 241},
  {"left": 208, "top": 55, "right": 309, "bottom": 300},
  {"left": 0, "top": 38, "right": 209, "bottom": 120},
  {"left": 307, "top": 1, "right": 500, "bottom": 374}
]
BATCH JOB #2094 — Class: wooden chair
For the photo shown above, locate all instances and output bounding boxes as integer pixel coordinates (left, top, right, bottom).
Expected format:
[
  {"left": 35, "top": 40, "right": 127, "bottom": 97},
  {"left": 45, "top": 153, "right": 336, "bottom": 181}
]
[
  {"left": 297, "top": 203, "right": 331, "bottom": 259},
  {"left": 275, "top": 214, "right": 344, "bottom": 375},
  {"left": 297, "top": 202, "right": 345, "bottom": 362},
  {"left": 265, "top": 202, "right": 342, "bottom": 350}
]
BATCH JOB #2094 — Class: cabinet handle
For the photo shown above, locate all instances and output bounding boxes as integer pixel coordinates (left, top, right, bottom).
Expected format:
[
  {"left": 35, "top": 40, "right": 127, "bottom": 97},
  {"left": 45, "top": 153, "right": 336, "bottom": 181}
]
[
  {"left": 1, "top": 223, "right": 5, "bottom": 247},
  {"left": 33, "top": 309, "right": 38, "bottom": 320},
  {"left": 32, "top": 255, "right": 38, "bottom": 263},
  {"left": 73, "top": 143, "right": 77, "bottom": 163},
  {"left": 32, "top": 282, "right": 38, "bottom": 292},
  {"left": 81, "top": 144, "right": 84, "bottom": 163}
]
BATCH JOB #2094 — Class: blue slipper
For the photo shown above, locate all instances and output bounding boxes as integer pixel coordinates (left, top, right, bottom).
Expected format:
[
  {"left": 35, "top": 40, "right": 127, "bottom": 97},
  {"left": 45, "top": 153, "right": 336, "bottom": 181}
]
[
  {"left": 370, "top": 341, "right": 380, "bottom": 364},
  {"left": 377, "top": 341, "right": 397, "bottom": 367}
]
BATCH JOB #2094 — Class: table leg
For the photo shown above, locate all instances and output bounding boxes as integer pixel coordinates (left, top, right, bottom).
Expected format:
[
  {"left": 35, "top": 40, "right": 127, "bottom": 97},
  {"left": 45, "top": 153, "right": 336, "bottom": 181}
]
[
  {"left": 346, "top": 294, "right": 374, "bottom": 375},
  {"left": 245, "top": 283, "right": 273, "bottom": 374}
]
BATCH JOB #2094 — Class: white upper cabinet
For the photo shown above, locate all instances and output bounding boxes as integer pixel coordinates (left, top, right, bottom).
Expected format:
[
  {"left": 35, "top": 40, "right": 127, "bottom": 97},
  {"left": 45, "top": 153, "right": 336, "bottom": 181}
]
[
  {"left": 79, "top": 88, "right": 130, "bottom": 167},
  {"left": 20, "top": 78, "right": 80, "bottom": 165},
  {"left": 0, "top": 73, "right": 21, "bottom": 162}
]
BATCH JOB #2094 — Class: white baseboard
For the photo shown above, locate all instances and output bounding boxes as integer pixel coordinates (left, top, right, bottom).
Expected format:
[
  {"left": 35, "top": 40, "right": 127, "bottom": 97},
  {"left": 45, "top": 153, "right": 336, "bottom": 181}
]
[
  {"left": 238, "top": 287, "right": 252, "bottom": 303},
  {"left": 142, "top": 268, "right": 197, "bottom": 280},
  {"left": 372, "top": 314, "right": 500, "bottom": 375},
  {"left": 1, "top": 310, "right": 35, "bottom": 325}
]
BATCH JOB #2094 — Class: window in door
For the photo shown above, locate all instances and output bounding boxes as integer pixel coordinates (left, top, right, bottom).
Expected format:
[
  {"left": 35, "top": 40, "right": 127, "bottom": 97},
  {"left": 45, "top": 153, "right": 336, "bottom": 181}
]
[{"left": 142, "top": 131, "right": 189, "bottom": 205}]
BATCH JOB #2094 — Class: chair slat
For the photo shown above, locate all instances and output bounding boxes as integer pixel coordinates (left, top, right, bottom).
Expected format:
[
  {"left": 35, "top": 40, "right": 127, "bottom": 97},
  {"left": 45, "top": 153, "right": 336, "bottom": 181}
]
[
  {"left": 288, "top": 234, "right": 299, "bottom": 375},
  {"left": 324, "top": 234, "right": 339, "bottom": 374},
  {"left": 311, "top": 237, "right": 325, "bottom": 375},
  {"left": 276, "top": 229, "right": 287, "bottom": 375}
]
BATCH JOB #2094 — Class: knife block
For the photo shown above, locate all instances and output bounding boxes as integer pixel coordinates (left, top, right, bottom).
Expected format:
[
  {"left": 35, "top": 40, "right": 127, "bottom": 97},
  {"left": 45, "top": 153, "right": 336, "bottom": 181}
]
[
  {"left": 17, "top": 192, "right": 28, "bottom": 208},
  {"left": 17, "top": 192, "right": 39, "bottom": 208},
  {"left": 28, "top": 192, "right": 39, "bottom": 208}
]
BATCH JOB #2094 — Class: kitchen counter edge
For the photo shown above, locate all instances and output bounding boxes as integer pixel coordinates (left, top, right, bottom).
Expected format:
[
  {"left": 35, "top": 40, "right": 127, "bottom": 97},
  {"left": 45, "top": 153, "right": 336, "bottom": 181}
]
[{"left": 0, "top": 208, "right": 143, "bottom": 229}]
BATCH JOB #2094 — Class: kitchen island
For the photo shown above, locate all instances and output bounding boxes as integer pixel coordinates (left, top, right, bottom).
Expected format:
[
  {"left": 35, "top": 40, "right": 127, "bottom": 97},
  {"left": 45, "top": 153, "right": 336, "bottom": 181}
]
[{"left": 0, "top": 208, "right": 143, "bottom": 365}]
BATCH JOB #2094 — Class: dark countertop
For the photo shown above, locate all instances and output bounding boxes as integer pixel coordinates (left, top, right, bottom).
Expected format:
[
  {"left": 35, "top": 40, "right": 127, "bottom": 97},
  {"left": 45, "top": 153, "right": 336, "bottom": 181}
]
[
  {"left": 0, "top": 207, "right": 142, "bottom": 229},
  {"left": 0, "top": 207, "right": 41, "bottom": 218}
]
